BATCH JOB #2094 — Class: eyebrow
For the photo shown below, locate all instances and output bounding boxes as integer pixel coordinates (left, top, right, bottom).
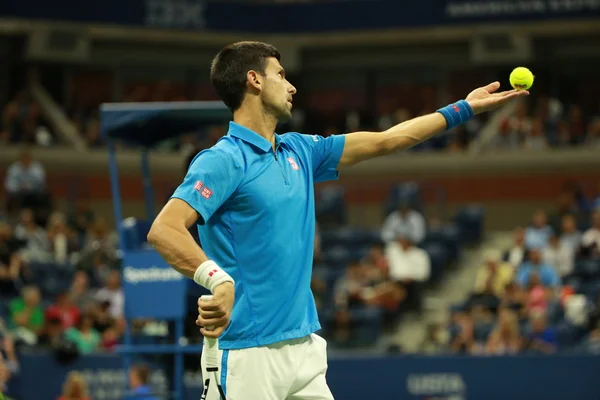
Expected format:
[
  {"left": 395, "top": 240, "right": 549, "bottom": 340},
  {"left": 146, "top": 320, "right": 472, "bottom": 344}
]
[{"left": 280, "top": 68, "right": 286, "bottom": 76}]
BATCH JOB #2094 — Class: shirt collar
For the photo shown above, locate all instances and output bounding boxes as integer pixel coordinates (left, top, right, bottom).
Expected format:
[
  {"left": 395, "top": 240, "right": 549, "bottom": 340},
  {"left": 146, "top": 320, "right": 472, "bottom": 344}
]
[{"left": 228, "top": 121, "right": 279, "bottom": 153}]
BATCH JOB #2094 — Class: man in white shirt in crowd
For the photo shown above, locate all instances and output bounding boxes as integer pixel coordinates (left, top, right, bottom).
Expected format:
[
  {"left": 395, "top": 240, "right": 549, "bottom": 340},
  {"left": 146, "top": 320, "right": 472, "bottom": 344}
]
[
  {"left": 581, "top": 210, "right": 600, "bottom": 258},
  {"left": 4, "top": 149, "right": 47, "bottom": 214},
  {"left": 559, "top": 214, "right": 582, "bottom": 252},
  {"left": 385, "top": 227, "right": 430, "bottom": 309},
  {"left": 381, "top": 200, "right": 426, "bottom": 245},
  {"left": 505, "top": 226, "right": 527, "bottom": 267},
  {"left": 95, "top": 270, "right": 124, "bottom": 319},
  {"left": 542, "top": 233, "right": 574, "bottom": 277}
]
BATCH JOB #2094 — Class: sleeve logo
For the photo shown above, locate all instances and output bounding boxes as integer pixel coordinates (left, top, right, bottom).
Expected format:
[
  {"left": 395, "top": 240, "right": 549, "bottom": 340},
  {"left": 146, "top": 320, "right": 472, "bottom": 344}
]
[
  {"left": 201, "top": 187, "right": 213, "bottom": 199},
  {"left": 194, "top": 181, "right": 204, "bottom": 191}
]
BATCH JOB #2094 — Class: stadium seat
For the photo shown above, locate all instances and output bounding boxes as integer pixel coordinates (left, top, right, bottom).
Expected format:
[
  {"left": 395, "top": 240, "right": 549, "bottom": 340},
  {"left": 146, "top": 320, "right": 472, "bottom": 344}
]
[
  {"left": 423, "top": 223, "right": 461, "bottom": 262},
  {"left": 315, "top": 186, "right": 347, "bottom": 227},
  {"left": 421, "top": 242, "right": 449, "bottom": 281},
  {"left": 384, "top": 181, "right": 422, "bottom": 215},
  {"left": 452, "top": 205, "right": 485, "bottom": 244},
  {"left": 323, "top": 245, "right": 352, "bottom": 266}
]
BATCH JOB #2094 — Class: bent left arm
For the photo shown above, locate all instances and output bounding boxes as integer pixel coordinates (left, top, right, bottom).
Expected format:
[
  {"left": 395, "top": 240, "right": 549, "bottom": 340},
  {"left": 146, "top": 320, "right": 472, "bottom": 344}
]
[{"left": 339, "top": 81, "right": 528, "bottom": 167}]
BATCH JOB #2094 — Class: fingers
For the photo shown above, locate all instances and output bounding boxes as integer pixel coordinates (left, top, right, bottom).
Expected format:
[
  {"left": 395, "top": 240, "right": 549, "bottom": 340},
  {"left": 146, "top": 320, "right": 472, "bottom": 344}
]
[
  {"left": 483, "top": 81, "right": 501, "bottom": 93},
  {"left": 196, "top": 314, "right": 229, "bottom": 328},
  {"left": 201, "top": 326, "right": 226, "bottom": 338},
  {"left": 198, "top": 297, "right": 221, "bottom": 311},
  {"left": 499, "top": 89, "right": 529, "bottom": 97},
  {"left": 199, "top": 309, "right": 225, "bottom": 319}
]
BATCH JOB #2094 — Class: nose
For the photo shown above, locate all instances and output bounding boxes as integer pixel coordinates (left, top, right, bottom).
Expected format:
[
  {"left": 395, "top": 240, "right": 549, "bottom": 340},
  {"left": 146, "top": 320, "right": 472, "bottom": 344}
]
[{"left": 288, "top": 83, "right": 297, "bottom": 95}]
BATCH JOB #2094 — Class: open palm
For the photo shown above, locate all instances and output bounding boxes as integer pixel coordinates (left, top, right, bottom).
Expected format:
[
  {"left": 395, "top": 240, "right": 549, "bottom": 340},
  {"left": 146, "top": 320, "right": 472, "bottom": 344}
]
[{"left": 466, "top": 81, "right": 529, "bottom": 115}]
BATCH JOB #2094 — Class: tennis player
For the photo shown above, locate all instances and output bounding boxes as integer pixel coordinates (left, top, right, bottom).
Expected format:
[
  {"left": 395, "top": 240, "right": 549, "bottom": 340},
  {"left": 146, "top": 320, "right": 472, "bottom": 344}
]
[{"left": 148, "top": 41, "right": 528, "bottom": 399}]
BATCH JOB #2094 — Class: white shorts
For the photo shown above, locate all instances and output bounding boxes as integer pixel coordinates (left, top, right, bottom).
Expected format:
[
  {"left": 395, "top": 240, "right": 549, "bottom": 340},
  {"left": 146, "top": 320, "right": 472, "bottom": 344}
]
[{"left": 201, "top": 333, "right": 334, "bottom": 400}]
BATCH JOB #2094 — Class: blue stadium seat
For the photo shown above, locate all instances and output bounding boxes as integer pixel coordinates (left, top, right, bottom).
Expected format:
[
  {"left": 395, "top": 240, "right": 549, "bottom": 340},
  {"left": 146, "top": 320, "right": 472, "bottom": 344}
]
[
  {"left": 423, "top": 223, "right": 461, "bottom": 263},
  {"left": 315, "top": 186, "right": 347, "bottom": 227},
  {"left": 453, "top": 205, "right": 485, "bottom": 244},
  {"left": 421, "top": 242, "right": 449, "bottom": 281},
  {"left": 384, "top": 182, "right": 422, "bottom": 215},
  {"left": 323, "top": 245, "right": 352, "bottom": 266}
]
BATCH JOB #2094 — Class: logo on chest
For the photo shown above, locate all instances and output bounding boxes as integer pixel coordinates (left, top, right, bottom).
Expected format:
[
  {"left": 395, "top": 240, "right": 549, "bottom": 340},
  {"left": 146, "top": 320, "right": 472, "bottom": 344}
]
[{"left": 287, "top": 157, "right": 299, "bottom": 170}]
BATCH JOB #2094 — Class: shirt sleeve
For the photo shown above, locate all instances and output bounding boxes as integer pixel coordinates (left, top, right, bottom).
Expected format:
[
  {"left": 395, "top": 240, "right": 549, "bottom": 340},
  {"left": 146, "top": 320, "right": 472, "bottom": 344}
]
[
  {"left": 171, "top": 148, "right": 243, "bottom": 224},
  {"left": 297, "top": 134, "right": 346, "bottom": 183}
]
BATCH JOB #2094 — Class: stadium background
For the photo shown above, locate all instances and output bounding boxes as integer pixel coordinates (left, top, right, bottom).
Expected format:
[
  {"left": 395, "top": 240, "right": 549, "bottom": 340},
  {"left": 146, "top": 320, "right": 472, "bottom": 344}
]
[{"left": 1, "top": 0, "right": 600, "bottom": 399}]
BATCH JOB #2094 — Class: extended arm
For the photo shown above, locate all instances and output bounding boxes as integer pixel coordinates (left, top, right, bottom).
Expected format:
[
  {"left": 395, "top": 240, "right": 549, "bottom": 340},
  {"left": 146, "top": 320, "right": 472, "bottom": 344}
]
[{"left": 339, "top": 82, "right": 528, "bottom": 167}]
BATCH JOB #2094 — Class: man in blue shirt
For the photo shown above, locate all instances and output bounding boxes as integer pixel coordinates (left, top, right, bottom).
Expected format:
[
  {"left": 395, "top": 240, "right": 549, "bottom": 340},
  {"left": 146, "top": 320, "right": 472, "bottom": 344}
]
[
  {"left": 516, "top": 248, "right": 560, "bottom": 288},
  {"left": 148, "top": 41, "right": 527, "bottom": 399},
  {"left": 127, "top": 364, "right": 158, "bottom": 400}
]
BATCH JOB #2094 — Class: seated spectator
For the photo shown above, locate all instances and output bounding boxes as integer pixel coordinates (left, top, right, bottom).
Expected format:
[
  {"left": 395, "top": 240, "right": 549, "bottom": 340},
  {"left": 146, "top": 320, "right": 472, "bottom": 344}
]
[
  {"left": 449, "top": 310, "right": 475, "bottom": 354},
  {"left": 67, "top": 198, "right": 95, "bottom": 240},
  {"left": 91, "top": 300, "right": 115, "bottom": 335},
  {"left": 473, "top": 249, "right": 514, "bottom": 297},
  {"left": 9, "top": 285, "right": 44, "bottom": 344},
  {"left": 385, "top": 229, "right": 430, "bottom": 309},
  {"left": 516, "top": 249, "right": 560, "bottom": 288},
  {"left": 78, "top": 217, "right": 119, "bottom": 270},
  {"left": 501, "top": 283, "right": 528, "bottom": 318},
  {"left": 526, "top": 273, "right": 551, "bottom": 314},
  {"left": 542, "top": 233, "right": 574, "bottom": 277},
  {"left": 504, "top": 226, "right": 527, "bottom": 267},
  {"left": 418, "top": 323, "right": 448, "bottom": 354},
  {"left": 46, "top": 292, "right": 81, "bottom": 331},
  {"left": 64, "top": 313, "right": 100, "bottom": 355},
  {"left": 485, "top": 308, "right": 521, "bottom": 355},
  {"left": 580, "top": 210, "right": 600, "bottom": 258},
  {"left": 496, "top": 101, "right": 530, "bottom": 149},
  {"left": 381, "top": 201, "right": 426, "bottom": 244},
  {"left": 0, "top": 222, "right": 26, "bottom": 297},
  {"left": 0, "top": 331, "right": 18, "bottom": 397},
  {"left": 37, "top": 316, "right": 64, "bottom": 350},
  {"left": 47, "top": 212, "right": 78, "bottom": 265},
  {"left": 524, "top": 210, "right": 553, "bottom": 250},
  {"left": 559, "top": 214, "right": 582, "bottom": 251},
  {"left": 548, "top": 192, "right": 581, "bottom": 234},
  {"left": 127, "top": 363, "right": 158, "bottom": 400},
  {"left": 14, "top": 208, "right": 49, "bottom": 263},
  {"left": 523, "top": 119, "right": 548, "bottom": 150},
  {"left": 95, "top": 270, "right": 124, "bottom": 319},
  {"left": 363, "top": 242, "right": 388, "bottom": 275},
  {"left": 4, "top": 149, "right": 48, "bottom": 214},
  {"left": 100, "top": 326, "right": 119, "bottom": 352},
  {"left": 57, "top": 371, "right": 91, "bottom": 400},
  {"left": 523, "top": 311, "right": 558, "bottom": 354},
  {"left": 68, "top": 271, "right": 95, "bottom": 313}
]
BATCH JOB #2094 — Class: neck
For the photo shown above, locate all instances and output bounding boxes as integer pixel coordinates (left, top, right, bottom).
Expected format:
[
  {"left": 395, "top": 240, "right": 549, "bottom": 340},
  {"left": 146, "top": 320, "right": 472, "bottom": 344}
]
[{"left": 233, "top": 105, "right": 278, "bottom": 149}]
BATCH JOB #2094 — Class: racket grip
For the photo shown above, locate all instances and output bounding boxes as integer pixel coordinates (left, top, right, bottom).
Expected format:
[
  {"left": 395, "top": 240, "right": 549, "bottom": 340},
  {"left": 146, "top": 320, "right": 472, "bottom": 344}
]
[{"left": 200, "top": 295, "right": 219, "bottom": 368}]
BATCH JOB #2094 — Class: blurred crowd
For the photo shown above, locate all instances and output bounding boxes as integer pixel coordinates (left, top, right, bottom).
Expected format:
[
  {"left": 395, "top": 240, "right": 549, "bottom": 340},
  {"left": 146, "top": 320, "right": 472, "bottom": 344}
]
[
  {"left": 419, "top": 183, "right": 600, "bottom": 355},
  {"left": 3, "top": 80, "right": 599, "bottom": 154}
]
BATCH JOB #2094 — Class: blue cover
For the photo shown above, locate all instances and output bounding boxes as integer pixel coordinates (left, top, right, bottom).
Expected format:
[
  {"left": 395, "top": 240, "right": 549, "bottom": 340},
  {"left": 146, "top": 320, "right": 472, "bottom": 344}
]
[{"left": 100, "top": 101, "right": 231, "bottom": 147}]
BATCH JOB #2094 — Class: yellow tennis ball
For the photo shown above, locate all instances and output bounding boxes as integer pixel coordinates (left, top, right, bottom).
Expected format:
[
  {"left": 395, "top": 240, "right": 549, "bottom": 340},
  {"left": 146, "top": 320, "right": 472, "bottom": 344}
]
[{"left": 510, "top": 67, "right": 534, "bottom": 90}]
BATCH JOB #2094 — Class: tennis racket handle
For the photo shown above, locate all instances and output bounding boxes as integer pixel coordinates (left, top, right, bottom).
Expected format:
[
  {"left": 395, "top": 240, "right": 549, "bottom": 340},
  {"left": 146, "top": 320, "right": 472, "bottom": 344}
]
[{"left": 200, "top": 295, "right": 220, "bottom": 368}]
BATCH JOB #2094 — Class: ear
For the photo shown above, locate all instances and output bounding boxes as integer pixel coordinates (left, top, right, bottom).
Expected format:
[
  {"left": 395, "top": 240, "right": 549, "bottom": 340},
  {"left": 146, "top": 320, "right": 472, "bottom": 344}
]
[{"left": 247, "top": 70, "right": 262, "bottom": 91}]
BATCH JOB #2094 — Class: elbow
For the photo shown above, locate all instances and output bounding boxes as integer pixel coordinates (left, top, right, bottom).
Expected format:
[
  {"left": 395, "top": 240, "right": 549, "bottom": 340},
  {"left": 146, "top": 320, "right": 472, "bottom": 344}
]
[{"left": 147, "top": 220, "right": 164, "bottom": 247}]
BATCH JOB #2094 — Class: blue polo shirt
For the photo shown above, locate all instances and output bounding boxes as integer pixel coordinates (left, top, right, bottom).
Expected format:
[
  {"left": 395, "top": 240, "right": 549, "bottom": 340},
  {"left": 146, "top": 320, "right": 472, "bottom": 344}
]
[{"left": 171, "top": 122, "right": 345, "bottom": 350}]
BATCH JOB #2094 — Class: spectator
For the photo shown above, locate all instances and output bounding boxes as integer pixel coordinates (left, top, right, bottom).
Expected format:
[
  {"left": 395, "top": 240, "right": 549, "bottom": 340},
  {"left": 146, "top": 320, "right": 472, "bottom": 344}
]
[
  {"left": 47, "top": 212, "right": 78, "bottom": 265},
  {"left": 559, "top": 214, "right": 582, "bottom": 251},
  {"left": 14, "top": 208, "right": 48, "bottom": 263},
  {"left": 523, "top": 311, "right": 558, "bottom": 354},
  {"left": 548, "top": 191, "right": 581, "bottom": 234},
  {"left": 516, "top": 249, "right": 560, "bottom": 288},
  {"left": 4, "top": 149, "right": 47, "bottom": 214},
  {"left": 127, "top": 363, "right": 158, "bottom": 400},
  {"left": 504, "top": 227, "right": 527, "bottom": 268},
  {"left": 363, "top": 242, "right": 388, "bottom": 275},
  {"left": 524, "top": 210, "right": 553, "bottom": 250},
  {"left": 67, "top": 198, "right": 95, "bottom": 239},
  {"left": 580, "top": 210, "right": 600, "bottom": 258},
  {"left": 418, "top": 323, "right": 447, "bottom": 354},
  {"left": 0, "top": 222, "right": 26, "bottom": 297},
  {"left": 91, "top": 300, "right": 114, "bottom": 335},
  {"left": 496, "top": 101, "right": 529, "bottom": 149},
  {"left": 9, "top": 286, "right": 44, "bottom": 344},
  {"left": 64, "top": 313, "right": 100, "bottom": 355},
  {"left": 68, "top": 271, "right": 95, "bottom": 313},
  {"left": 485, "top": 308, "right": 521, "bottom": 355},
  {"left": 381, "top": 201, "right": 426, "bottom": 244},
  {"left": 501, "top": 283, "right": 528, "bottom": 318},
  {"left": 37, "top": 316, "right": 64, "bottom": 350},
  {"left": 568, "top": 105, "right": 586, "bottom": 144},
  {"left": 473, "top": 249, "right": 514, "bottom": 297},
  {"left": 95, "top": 270, "right": 124, "bottom": 319},
  {"left": 542, "top": 233, "right": 574, "bottom": 277},
  {"left": 46, "top": 292, "right": 81, "bottom": 330},
  {"left": 523, "top": 119, "right": 548, "bottom": 150},
  {"left": 449, "top": 310, "right": 475, "bottom": 354},
  {"left": 586, "top": 118, "right": 600, "bottom": 148},
  {"left": 57, "top": 371, "right": 91, "bottom": 400},
  {"left": 78, "top": 217, "right": 118, "bottom": 270},
  {"left": 385, "top": 229, "right": 430, "bottom": 309},
  {"left": 526, "top": 273, "right": 550, "bottom": 314},
  {"left": 0, "top": 332, "right": 18, "bottom": 398}
]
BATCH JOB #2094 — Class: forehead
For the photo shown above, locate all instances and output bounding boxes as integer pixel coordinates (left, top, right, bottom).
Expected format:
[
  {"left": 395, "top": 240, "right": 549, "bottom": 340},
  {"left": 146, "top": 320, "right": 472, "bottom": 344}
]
[{"left": 265, "top": 57, "right": 283, "bottom": 72}]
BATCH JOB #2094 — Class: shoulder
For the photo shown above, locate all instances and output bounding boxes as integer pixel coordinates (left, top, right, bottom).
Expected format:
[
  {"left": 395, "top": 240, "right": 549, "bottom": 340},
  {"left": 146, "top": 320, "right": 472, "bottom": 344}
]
[{"left": 189, "top": 137, "right": 245, "bottom": 170}]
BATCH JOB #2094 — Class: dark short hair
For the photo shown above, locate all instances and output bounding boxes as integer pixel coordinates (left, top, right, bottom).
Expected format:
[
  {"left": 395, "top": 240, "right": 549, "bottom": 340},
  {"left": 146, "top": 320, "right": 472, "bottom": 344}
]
[
  {"left": 210, "top": 41, "right": 281, "bottom": 112},
  {"left": 132, "top": 363, "right": 152, "bottom": 384}
]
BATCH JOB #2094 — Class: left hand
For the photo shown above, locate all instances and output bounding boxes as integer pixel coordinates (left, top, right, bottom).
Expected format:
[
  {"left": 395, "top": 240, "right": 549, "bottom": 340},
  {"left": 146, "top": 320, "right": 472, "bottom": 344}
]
[{"left": 466, "top": 81, "right": 529, "bottom": 115}]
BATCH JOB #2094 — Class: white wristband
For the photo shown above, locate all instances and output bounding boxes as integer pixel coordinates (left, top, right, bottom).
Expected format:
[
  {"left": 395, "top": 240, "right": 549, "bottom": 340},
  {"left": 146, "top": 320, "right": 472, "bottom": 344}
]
[{"left": 194, "top": 260, "right": 234, "bottom": 293}]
